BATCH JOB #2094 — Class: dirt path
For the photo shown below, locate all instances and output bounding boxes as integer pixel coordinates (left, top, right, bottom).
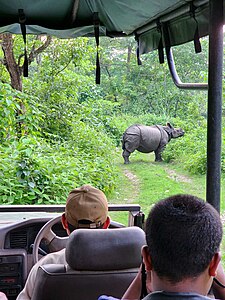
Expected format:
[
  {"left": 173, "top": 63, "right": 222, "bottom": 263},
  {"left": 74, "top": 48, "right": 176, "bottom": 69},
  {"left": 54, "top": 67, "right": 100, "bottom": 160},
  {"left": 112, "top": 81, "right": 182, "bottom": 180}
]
[
  {"left": 122, "top": 164, "right": 225, "bottom": 226},
  {"left": 122, "top": 168, "right": 140, "bottom": 203},
  {"left": 164, "top": 167, "right": 192, "bottom": 183},
  {"left": 122, "top": 165, "right": 192, "bottom": 203}
]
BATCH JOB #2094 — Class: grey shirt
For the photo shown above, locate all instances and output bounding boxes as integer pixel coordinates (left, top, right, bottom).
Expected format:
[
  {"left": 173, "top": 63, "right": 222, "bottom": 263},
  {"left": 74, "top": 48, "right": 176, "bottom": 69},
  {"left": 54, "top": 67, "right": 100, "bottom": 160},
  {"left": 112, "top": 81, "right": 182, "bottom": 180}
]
[
  {"left": 143, "top": 291, "right": 216, "bottom": 300},
  {"left": 16, "top": 249, "right": 66, "bottom": 300}
]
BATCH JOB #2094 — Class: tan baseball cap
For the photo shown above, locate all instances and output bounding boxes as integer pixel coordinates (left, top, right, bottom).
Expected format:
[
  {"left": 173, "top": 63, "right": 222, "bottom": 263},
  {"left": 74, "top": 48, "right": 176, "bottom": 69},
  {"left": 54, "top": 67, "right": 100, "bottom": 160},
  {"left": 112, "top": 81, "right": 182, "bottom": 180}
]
[{"left": 65, "top": 184, "right": 108, "bottom": 228}]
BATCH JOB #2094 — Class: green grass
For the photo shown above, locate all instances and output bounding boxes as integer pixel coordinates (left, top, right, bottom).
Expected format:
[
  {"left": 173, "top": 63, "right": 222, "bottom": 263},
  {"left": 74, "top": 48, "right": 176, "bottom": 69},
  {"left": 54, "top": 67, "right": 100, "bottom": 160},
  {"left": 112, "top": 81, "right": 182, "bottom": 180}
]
[
  {"left": 109, "top": 150, "right": 208, "bottom": 218},
  {"left": 108, "top": 149, "right": 225, "bottom": 265},
  {"left": 108, "top": 150, "right": 225, "bottom": 264}
]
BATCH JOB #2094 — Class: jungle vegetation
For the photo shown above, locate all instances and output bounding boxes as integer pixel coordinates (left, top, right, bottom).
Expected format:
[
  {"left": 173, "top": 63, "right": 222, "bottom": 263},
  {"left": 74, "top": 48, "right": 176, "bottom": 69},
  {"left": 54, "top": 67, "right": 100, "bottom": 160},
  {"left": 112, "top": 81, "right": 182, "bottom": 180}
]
[{"left": 0, "top": 33, "right": 224, "bottom": 204}]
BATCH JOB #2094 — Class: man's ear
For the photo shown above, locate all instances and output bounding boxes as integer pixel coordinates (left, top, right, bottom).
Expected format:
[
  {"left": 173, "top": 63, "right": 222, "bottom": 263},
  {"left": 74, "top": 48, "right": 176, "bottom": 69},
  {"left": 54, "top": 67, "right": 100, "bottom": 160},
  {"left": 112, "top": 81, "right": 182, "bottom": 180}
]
[
  {"left": 209, "top": 252, "right": 221, "bottom": 277},
  {"left": 102, "top": 216, "right": 110, "bottom": 229},
  {"left": 61, "top": 213, "right": 68, "bottom": 230},
  {"left": 142, "top": 245, "right": 153, "bottom": 272}
]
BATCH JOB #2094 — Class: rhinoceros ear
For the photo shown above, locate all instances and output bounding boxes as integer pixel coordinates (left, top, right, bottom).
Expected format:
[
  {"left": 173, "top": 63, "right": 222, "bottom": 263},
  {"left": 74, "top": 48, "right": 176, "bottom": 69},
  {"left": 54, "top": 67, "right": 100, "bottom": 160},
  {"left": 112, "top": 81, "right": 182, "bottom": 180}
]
[{"left": 166, "top": 122, "right": 173, "bottom": 129}]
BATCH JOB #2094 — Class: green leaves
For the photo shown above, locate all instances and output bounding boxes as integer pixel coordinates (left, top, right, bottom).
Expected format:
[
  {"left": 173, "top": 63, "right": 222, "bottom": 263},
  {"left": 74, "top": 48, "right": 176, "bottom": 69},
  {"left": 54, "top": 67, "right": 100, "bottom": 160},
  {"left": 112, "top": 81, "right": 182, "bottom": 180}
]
[
  {"left": 0, "top": 104, "right": 118, "bottom": 203},
  {"left": 0, "top": 34, "right": 222, "bottom": 204},
  {"left": 163, "top": 119, "right": 208, "bottom": 175}
]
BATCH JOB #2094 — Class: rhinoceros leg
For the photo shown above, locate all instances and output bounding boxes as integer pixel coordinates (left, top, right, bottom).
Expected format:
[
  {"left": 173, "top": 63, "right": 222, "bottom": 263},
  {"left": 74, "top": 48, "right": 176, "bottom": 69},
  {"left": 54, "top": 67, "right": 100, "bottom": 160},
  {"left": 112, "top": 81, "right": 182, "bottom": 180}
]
[
  {"left": 122, "top": 133, "right": 140, "bottom": 164},
  {"left": 122, "top": 149, "right": 131, "bottom": 164},
  {"left": 154, "top": 145, "right": 166, "bottom": 162},
  {"left": 154, "top": 152, "right": 163, "bottom": 162}
]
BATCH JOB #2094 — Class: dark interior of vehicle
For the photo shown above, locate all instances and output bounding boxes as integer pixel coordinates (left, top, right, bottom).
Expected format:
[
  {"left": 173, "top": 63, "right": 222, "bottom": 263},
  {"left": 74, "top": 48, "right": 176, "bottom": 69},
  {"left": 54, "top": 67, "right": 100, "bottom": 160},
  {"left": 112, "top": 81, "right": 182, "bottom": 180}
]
[
  {"left": 0, "top": 218, "right": 65, "bottom": 299},
  {"left": 31, "top": 227, "right": 146, "bottom": 300},
  {"left": 0, "top": 205, "right": 143, "bottom": 299}
]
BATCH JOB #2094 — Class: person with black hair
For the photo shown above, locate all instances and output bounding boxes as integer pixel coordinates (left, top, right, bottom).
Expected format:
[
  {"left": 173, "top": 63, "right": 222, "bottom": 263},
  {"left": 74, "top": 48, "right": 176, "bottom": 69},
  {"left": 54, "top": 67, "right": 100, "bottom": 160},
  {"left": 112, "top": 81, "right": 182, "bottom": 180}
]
[
  {"left": 17, "top": 185, "right": 110, "bottom": 300},
  {"left": 140, "top": 194, "right": 223, "bottom": 300},
  {"left": 100, "top": 194, "right": 224, "bottom": 300}
]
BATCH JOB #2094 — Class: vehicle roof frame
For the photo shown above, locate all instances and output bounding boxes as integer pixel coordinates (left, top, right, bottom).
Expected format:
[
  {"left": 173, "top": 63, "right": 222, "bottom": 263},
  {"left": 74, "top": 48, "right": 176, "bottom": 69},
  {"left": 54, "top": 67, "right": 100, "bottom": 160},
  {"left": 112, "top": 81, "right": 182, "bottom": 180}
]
[{"left": 206, "top": 0, "right": 223, "bottom": 212}]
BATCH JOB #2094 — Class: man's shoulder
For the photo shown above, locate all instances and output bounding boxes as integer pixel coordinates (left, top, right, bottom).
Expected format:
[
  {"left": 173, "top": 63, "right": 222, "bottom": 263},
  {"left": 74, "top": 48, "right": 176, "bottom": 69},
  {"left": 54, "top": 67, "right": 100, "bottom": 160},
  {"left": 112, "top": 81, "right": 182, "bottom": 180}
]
[
  {"left": 39, "top": 248, "right": 66, "bottom": 265},
  {"left": 98, "top": 296, "right": 119, "bottom": 300},
  {"left": 143, "top": 292, "right": 213, "bottom": 300}
]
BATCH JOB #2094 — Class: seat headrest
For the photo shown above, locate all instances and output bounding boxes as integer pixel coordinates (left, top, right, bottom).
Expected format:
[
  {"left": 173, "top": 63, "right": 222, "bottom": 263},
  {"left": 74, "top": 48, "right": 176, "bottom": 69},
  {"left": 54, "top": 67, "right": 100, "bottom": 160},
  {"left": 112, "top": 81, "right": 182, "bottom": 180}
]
[{"left": 66, "top": 227, "right": 146, "bottom": 271}]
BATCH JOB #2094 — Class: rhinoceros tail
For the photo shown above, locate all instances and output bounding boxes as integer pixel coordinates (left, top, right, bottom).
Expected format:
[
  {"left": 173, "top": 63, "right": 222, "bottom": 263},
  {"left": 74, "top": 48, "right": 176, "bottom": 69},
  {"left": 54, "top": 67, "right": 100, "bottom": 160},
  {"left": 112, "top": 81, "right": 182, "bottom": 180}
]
[{"left": 121, "top": 133, "right": 126, "bottom": 150}]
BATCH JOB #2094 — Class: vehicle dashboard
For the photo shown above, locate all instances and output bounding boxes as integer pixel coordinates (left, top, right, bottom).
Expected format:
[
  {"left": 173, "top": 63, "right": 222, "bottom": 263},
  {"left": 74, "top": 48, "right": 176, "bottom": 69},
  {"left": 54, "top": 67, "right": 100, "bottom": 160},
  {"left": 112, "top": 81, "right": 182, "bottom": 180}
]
[
  {"left": 0, "top": 204, "right": 142, "bottom": 300},
  {"left": 0, "top": 217, "right": 65, "bottom": 300}
]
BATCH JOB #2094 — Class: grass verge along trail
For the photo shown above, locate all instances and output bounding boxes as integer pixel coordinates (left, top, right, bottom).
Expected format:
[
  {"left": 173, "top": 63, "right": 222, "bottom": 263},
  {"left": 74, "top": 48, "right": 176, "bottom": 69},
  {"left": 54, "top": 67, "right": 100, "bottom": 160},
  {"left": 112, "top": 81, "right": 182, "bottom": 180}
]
[
  {"left": 109, "top": 150, "right": 207, "bottom": 224},
  {"left": 109, "top": 149, "right": 225, "bottom": 264}
]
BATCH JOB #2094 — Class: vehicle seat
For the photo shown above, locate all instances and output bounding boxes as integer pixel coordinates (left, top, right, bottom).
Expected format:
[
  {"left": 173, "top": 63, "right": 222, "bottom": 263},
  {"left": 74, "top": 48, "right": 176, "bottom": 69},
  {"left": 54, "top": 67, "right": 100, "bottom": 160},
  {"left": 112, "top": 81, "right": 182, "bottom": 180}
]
[{"left": 31, "top": 226, "right": 146, "bottom": 300}]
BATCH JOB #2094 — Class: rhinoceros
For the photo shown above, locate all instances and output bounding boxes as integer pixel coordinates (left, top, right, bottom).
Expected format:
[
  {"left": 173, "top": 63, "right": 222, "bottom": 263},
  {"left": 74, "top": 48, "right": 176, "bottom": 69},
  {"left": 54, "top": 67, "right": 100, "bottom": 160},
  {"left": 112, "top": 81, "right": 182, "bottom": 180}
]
[{"left": 122, "top": 123, "right": 184, "bottom": 164}]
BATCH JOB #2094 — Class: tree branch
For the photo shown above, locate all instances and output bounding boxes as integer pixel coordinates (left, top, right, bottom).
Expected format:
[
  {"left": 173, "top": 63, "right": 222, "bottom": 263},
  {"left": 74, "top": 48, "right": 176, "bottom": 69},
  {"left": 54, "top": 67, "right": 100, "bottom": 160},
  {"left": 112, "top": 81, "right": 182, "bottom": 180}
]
[
  {"left": 17, "top": 54, "right": 24, "bottom": 66},
  {"left": 53, "top": 59, "right": 72, "bottom": 77},
  {"left": 28, "top": 35, "right": 52, "bottom": 64},
  {"left": 18, "top": 35, "right": 52, "bottom": 67}
]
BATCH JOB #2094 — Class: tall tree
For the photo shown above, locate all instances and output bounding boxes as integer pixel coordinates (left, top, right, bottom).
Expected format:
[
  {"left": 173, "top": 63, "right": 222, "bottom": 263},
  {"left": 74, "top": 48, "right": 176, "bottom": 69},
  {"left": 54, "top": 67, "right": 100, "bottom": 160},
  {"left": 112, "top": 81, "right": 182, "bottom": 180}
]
[
  {"left": 0, "top": 33, "right": 52, "bottom": 91},
  {"left": 0, "top": 34, "right": 52, "bottom": 135}
]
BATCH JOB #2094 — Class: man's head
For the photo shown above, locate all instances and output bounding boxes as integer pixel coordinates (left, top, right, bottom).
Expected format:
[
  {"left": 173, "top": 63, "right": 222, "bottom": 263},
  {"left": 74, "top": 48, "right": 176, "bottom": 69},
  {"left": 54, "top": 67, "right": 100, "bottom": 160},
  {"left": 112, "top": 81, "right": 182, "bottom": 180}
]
[
  {"left": 143, "top": 194, "right": 222, "bottom": 286},
  {"left": 62, "top": 184, "right": 110, "bottom": 233}
]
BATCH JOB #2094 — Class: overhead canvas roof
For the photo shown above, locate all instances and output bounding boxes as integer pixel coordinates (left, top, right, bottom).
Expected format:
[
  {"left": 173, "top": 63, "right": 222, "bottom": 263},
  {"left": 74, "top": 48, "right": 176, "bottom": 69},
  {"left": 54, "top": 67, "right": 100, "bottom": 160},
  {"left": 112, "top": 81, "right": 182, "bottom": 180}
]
[{"left": 0, "top": 0, "right": 224, "bottom": 54}]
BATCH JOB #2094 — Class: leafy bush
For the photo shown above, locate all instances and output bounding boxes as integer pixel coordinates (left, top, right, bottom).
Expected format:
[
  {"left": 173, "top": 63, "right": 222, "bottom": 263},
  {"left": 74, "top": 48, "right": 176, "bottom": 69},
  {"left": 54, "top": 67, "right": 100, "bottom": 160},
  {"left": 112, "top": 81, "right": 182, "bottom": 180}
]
[
  {"left": 0, "top": 83, "right": 17, "bottom": 140},
  {"left": 0, "top": 83, "right": 118, "bottom": 203},
  {"left": 0, "top": 82, "right": 43, "bottom": 141},
  {"left": 163, "top": 119, "right": 208, "bottom": 174},
  {"left": 0, "top": 126, "right": 118, "bottom": 204}
]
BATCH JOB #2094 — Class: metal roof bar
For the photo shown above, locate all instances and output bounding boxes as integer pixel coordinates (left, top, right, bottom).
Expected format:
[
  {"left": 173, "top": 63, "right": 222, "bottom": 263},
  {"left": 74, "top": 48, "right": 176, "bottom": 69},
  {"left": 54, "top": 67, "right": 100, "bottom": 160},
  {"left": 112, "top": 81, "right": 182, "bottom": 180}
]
[
  {"left": 165, "top": 47, "right": 208, "bottom": 90},
  {"left": 206, "top": 0, "right": 223, "bottom": 212},
  {"left": 0, "top": 204, "right": 141, "bottom": 213}
]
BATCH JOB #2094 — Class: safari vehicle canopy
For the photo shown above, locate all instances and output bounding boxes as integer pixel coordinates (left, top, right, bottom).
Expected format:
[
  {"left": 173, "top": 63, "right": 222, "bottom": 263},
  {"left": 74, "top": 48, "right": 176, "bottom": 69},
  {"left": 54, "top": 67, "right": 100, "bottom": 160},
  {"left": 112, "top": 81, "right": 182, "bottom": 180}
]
[
  {"left": 0, "top": 0, "right": 224, "bottom": 210},
  {"left": 0, "top": 0, "right": 224, "bottom": 299},
  {"left": 0, "top": 0, "right": 216, "bottom": 49}
]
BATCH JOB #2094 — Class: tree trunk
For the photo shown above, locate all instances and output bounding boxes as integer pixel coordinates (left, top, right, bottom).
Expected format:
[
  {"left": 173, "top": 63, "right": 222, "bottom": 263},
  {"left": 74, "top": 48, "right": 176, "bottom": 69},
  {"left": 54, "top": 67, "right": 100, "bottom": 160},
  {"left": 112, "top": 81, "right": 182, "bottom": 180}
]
[
  {"left": 1, "top": 33, "right": 23, "bottom": 91},
  {"left": 127, "top": 44, "right": 132, "bottom": 64},
  {"left": 127, "top": 44, "right": 132, "bottom": 72},
  {"left": 0, "top": 33, "right": 52, "bottom": 136},
  {"left": 1, "top": 34, "right": 25, "bottom": 136}
]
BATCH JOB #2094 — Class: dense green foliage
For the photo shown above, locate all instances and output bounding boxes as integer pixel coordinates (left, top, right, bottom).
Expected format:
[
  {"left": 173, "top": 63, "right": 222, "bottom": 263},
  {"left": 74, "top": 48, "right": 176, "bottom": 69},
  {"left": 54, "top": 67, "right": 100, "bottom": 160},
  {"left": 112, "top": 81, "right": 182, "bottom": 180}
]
[
  {"left": 0, "top": 82, "right": 118, "bottom": 203},
  {"left": 0, "top": 35, "right": 224, "bottom": 203}
]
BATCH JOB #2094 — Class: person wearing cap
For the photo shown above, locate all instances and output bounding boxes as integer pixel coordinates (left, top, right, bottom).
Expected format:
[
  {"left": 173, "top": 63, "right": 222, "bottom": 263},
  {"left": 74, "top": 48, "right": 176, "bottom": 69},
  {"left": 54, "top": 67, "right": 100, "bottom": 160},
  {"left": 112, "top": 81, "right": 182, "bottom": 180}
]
[{"left": 17, "top": 184, "right": 110, "bottom": 300}]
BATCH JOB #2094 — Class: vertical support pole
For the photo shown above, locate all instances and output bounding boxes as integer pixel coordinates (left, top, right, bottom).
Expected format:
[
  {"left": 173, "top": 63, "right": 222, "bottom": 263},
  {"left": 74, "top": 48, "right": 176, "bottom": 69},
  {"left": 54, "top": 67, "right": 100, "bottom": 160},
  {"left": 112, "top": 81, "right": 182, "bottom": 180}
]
[{"left": 206, "top": 0, "right": 224, "bottom": 212}]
